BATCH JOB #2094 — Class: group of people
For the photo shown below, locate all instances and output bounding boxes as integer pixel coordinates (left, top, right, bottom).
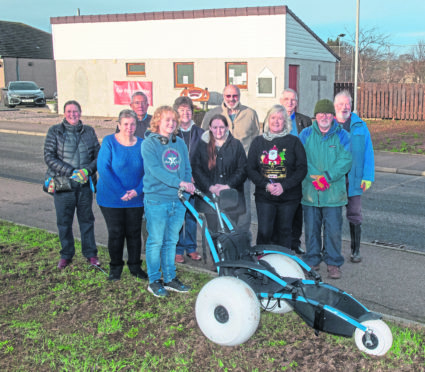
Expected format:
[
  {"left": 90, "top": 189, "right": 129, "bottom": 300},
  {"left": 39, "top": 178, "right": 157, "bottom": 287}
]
[{"left": 44, "top": 84, "right": 374, "bottom": 298}]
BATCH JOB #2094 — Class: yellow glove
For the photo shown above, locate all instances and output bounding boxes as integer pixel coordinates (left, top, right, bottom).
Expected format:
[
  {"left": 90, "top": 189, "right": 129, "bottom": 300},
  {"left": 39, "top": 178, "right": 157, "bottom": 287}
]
[{"left": 361, "top": 180, "right": 372, "bottom": 192}]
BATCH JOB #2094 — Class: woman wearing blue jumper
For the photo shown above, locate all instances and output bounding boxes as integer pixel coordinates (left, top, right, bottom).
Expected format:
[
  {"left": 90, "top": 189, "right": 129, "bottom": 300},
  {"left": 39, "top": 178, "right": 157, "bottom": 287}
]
[
  {"left": 97, "top": 110, "right": 147, "bottom": 281},
  {"left": 141, "top": 106, "right": 195, "bottom": 297}
]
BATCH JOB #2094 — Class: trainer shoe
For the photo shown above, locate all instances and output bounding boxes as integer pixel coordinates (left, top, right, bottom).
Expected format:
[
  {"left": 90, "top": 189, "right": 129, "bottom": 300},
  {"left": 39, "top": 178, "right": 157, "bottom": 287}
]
[
  {"left": 87, "top": 256, "right": 101, "bottom": 267},
  {"left": 187, "top": 252, "right": 201, "bottom": 261},
  {"left": 327, "top": 265, "right": 341, "bottom": 279},
  {"left": 148, "top": 280, "right": 169, "bottom": 298},
  {"left": 175, "top": 254, "right": 185, "bottom": 263},
  {"left": 164, "top": 277, "right": 191, "bottom": 293},
  {"left": 57, "top": 258, "right": 72, "bottom": 270}
]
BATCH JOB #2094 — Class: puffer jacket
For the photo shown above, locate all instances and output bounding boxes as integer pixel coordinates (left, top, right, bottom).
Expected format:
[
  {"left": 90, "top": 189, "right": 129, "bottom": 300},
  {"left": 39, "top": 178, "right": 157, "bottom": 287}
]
[
  {"left": 44, "top": 120, "right": 100, "bottom": 183},
  {"left": 299, "top": 121, "right": 352, "bottom": 207},
  {"left": 192, "top": 131, "right": 247, "bottom": 215}
]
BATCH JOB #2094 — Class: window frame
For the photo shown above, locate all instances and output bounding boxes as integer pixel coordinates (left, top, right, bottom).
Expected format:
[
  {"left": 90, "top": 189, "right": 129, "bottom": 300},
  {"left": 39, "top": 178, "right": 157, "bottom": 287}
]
[
  {"left": 225, "top": 62, "right": 248, "bottom": 89},
  {"left": 126, "top": 63, "right": 146, "bottom": 76},
  {"left": 174, "top": 62, "right": 194, "bottom": 88}
]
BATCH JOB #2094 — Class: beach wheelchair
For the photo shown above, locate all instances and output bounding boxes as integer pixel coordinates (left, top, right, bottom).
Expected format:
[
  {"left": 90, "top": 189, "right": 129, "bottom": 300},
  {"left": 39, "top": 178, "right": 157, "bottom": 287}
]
[{"left": 178, "top": 188, "right": 393, "bottom": 356}]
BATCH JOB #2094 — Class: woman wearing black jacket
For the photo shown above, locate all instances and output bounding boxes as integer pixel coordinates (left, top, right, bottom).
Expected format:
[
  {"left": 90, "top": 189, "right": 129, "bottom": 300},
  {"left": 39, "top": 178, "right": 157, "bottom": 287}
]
[
  {"left": 44, "top": 100, "right": 100, "bottom": 269},
  {"left": 247, "top": 105, "right": 307, "bottom": 250},
  {"left": 192, "top": 114, "right": 247, "bottom": 232}
]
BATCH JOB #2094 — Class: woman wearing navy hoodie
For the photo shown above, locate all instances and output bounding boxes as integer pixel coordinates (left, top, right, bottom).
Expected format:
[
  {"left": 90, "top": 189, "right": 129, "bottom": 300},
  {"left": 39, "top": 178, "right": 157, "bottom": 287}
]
[{"left": 141, "top": 106, "right": 195, "bottom": 298}]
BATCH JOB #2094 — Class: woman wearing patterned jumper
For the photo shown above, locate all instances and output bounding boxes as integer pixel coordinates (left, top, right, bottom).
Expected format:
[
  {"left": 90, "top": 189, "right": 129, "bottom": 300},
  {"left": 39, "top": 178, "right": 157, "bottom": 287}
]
[
  {"left": 141, "top": 106, "right": 195, "bottom": 298},
  {"left": 97, "top": 109, "right": 146, "bottom": 281},
  {"left": 247, "top": 105, "right": 307, "bottom": 250}
]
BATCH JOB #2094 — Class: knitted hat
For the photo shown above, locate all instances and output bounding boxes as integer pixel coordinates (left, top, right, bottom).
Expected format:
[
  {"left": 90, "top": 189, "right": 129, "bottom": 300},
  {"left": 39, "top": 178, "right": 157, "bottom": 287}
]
[{"left": 314, "top": 99, "right": 335, "bottom": 116}]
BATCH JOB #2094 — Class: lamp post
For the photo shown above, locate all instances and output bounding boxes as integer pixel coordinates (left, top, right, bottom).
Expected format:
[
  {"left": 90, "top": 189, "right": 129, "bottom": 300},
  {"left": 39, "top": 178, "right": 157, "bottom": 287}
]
[{"left": 337, "top": 33, "right": 346, "bottom": 82}]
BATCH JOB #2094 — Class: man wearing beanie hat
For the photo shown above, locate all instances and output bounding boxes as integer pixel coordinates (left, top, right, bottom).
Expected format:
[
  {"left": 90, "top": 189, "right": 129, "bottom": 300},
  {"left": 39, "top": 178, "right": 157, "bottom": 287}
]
[{"left": 299, "top": 99, "right": 352, "bottom": 279}]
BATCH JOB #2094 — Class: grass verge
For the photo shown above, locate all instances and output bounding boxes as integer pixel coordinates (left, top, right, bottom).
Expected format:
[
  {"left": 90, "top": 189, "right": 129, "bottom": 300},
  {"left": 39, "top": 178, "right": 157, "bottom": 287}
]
[{"left": 1, "top": 220, "right": 424, "bottom": 371}]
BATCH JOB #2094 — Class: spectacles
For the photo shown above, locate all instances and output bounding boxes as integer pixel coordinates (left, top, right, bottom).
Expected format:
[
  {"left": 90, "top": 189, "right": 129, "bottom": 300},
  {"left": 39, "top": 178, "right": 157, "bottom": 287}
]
[{"left": 224, "top": 94, "right": 239, "bottom": 99}]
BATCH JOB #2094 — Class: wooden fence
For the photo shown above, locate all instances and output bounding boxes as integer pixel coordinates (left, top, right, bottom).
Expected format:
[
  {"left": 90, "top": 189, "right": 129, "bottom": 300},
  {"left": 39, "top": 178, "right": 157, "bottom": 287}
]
[{"left": 335, "top": 82, "right": 425, "bottom": 120}]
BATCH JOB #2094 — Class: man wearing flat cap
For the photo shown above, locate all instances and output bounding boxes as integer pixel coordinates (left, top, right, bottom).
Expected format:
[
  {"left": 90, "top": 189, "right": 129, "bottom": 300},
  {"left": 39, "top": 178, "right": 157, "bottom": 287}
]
[{"left": 299, "top": 99, "right": 352, "bottom": 279}]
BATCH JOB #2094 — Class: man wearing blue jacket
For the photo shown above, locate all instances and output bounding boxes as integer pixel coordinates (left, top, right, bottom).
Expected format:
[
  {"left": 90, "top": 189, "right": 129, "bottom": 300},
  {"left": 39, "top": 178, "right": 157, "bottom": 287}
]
[
  {"left": 299, "top": 99, "right": 352, "bottom": 279},
  {"left": 334, "top": 91, "right": 375, "bottom": 263}
]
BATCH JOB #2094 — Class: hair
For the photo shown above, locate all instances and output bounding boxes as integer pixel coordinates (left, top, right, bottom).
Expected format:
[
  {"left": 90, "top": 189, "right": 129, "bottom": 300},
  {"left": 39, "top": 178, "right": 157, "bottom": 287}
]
[
  {"left": 280, "top": 88, "right": 298, "bottom": 101},
  {"left": 131, "top": 91, "right": 148, "bottom": 104},
  {"left": 63, "top": 100, "right": 81, "bottom": 113},
  {"left": 173, "top": 96, "right": 194, "bottom": 113},
  {"left": 222, "top": 84, "right": 240, "bottom": 96},
  {"left": 334, "top": 90, "right": 352, "bottom": 105},
  {"left": 207, "top": 114, "right": 229, "bottom": 170},
  {"left": 149, "top": 106, "right": 180, "bottom": 134},
  {"left": 118, "top": 109, "right": 137, "bottom": 124},
  {"left": 263, "top": 104, "right": 291, "bottom": 134}
]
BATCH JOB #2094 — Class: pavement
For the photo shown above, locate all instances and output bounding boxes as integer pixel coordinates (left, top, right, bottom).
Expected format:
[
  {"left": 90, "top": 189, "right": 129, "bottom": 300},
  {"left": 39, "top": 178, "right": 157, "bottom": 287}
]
[{"left": 1, "top": 113, "right": 425, "bottom": 326}]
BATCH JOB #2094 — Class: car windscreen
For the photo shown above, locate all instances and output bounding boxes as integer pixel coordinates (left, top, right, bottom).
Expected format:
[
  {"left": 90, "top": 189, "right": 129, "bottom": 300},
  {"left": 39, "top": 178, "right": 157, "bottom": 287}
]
[{"left": 9, "top": 82, "right": 39, "bottom": 90}]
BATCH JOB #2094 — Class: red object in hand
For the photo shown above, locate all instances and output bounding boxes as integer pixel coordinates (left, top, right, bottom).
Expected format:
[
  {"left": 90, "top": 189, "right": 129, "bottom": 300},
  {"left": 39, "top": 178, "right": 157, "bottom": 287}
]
[{"left": 312, "top": 176, "right": 329, "bottom": 191}]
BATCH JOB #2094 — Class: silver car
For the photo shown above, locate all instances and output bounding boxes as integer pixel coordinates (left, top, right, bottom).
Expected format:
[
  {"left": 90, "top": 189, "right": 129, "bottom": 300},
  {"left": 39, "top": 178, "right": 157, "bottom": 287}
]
[{"left": 2, "top": 81, "right": 46, "bottom": 108}]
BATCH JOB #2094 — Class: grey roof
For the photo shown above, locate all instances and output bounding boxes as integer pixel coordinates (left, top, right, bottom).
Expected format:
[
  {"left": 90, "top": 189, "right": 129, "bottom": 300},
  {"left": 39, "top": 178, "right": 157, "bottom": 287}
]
[{"left": 0, "top": 20, "right": 53, "bottom": 59}]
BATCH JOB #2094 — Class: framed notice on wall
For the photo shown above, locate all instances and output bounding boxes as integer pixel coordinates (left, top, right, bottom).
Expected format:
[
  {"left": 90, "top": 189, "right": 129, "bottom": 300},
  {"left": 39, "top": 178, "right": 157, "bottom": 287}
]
[{"left": 113, "top": 81, "right": 153, "bottom": 105}]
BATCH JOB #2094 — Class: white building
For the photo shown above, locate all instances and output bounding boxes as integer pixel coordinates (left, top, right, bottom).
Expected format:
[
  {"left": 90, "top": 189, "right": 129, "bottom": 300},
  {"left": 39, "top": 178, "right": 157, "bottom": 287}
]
[{"left": 51, "top": 6, "right": 338, "bottom": 120}]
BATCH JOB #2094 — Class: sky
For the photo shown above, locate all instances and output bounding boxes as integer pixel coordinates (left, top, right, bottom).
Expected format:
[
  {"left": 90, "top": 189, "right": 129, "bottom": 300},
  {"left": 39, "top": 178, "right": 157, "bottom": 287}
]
[{"left": 1, "top": 0, "right": 424, "bottom": 54}]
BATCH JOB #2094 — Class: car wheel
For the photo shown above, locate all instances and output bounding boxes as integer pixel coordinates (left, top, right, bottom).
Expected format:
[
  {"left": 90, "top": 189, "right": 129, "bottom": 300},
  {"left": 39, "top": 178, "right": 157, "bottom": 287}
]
[
  {"left": 259, "top": 254, "right": 305, "bottom": 313},
  {"left": 195, "top": 276, "right": 260, "bottom": 346}
]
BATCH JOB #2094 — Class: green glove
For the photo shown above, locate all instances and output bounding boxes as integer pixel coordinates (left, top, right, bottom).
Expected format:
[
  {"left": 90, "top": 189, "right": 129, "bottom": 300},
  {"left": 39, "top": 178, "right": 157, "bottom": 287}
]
[
  {"left": 361, "top": 180, "right": 372, "bottom": 192},
  {"left": 71, "top": 169, "right": 88, "bottom": 183}
]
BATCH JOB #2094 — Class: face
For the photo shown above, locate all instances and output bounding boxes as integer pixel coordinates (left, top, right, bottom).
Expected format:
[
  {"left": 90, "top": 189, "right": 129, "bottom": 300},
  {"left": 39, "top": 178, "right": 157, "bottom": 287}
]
[
  {"left": 268, "top": 112, "right": 285, "bottom": 134},
  {"left": 64, "top": 104, "right": 81, "bottom": 125},
  {"left": 334, "top": 95, "right": 352, "bottom": 122},
  {"left": 177, "top": 104, "right": 193, "bottom": 126},
  {"left": 280, "top": 91, "right": 297, "bottom": 115},
  {"left": 223, "top": 86, "right": 240, "bottom": 109},
  {"left": 158, "top": 111, "right": 177, "bottom": 137},
  {"left": 210, "top": 119, "right": 228, "bottom": 142},
  {"left": 315, "top": 113, "right": 334, "bottom": 133},
  {"left": 118, "top": 117, "right": 136, "bottom": 137},
  {"left": 130, "top": 95, "right": 148, "bottom": 119}
]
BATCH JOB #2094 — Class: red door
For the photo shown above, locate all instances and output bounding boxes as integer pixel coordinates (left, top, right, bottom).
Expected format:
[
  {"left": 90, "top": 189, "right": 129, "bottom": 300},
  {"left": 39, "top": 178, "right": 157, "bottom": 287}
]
[{"left": 289, "top": 65, "right": 299, "bottom": 93}]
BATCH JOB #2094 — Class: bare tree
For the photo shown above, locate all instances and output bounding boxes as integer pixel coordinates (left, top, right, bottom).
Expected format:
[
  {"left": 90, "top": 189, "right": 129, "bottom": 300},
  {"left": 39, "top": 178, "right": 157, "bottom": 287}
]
[{"left": 406, "top": 40, "right": 425, "bottom": 83}]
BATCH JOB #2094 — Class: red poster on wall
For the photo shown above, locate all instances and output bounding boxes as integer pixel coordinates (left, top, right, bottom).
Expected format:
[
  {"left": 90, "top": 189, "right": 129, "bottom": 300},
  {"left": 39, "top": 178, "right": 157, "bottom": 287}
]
[{"left": 113, "top": 81, "right": 153, "bottom": 105}]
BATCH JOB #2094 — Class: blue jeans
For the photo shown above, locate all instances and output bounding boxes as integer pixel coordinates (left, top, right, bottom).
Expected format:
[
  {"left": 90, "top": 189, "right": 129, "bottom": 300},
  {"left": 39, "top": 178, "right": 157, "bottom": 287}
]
[
  {"left": 176, "top": 196, "right": 197, "bottom": 255},
  {"left": 303, "top": 205, "right": 344, "bottom": 267},
  {"left": 144, "top": 199, "right": 186, "bottom": 283},
  {"left": 54, "top": 183, "right": 97, "bottom": 260}
]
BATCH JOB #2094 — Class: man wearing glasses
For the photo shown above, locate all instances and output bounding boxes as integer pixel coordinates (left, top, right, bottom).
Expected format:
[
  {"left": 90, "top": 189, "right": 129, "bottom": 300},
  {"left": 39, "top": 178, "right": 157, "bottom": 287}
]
[
  {"left": 117, "top": 91, "right": 152, "bottom": 139},
  {"left": 201, "top": 84, "right": 260, "bottom": 239},
  {"left": 299, "top": 99, "right": 352, "bottom": 279}
]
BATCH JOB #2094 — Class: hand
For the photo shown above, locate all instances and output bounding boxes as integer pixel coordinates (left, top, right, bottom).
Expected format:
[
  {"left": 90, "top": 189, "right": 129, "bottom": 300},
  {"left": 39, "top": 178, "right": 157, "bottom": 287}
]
[
  {"left": 120, "top": 190, "right": 137, "bottom": 201},
  {"left": 180, "top": 181, "right": 195, "bottom": 195},
  {"left": 311, "top": 175, "right": 330, "bottom": 191},
  {"left": 269, "top": 182, "right": 283, "bottom": 196},
  {"left": 216, "top": 184, "right": 230, "bottom": 194},
  {"left": 361, "top": 180, "right": 372, "bottom": 192},
  {"left": 70, "top": 169, "right": 88, "bottom": 183},
  {"left": 209, "top": 184, "right": 220, "bottom": 196}
]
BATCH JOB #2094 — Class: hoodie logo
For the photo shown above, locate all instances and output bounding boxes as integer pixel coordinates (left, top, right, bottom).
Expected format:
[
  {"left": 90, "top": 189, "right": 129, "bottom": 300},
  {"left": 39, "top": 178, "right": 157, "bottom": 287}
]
[{"left": 163, "top": 148, "right": 180, "bottom": 172}]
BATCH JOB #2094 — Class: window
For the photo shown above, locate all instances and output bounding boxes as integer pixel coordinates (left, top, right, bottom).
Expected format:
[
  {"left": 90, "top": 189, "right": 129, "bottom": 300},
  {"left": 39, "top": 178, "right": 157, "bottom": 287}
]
[
  {"left": 126, "top": 63, "right": 146, "bottom": 76},
  {"left": 174, "top": 62, "right": 194, "bottom": 88},
  {"left": 226, "top": 62, "right": 247, "bottom": 89},
  {"left": 256, "top": 67, "right": 276, "bottom": 97}
]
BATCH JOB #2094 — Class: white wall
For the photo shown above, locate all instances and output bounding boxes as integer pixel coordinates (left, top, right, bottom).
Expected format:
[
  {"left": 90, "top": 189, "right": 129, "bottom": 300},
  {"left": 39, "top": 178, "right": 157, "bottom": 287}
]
[{"left": 52, "top": 14, "right": 286, "bottom": 60}]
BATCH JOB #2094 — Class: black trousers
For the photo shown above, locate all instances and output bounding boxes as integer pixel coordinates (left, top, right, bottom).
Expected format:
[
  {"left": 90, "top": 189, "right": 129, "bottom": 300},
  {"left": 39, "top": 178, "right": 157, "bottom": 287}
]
[
  {"left": 256, "top": 199, "right": 299, "bottom": 249},
  {"left": 100, "top": 206, "right": 144, "bottom": 269}
]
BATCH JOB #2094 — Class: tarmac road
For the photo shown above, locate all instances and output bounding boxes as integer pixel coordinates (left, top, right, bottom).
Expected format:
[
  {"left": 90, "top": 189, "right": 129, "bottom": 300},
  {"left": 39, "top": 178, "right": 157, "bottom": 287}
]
[{"left": 0, "top": 113, "right": 425, "bottom": 325}]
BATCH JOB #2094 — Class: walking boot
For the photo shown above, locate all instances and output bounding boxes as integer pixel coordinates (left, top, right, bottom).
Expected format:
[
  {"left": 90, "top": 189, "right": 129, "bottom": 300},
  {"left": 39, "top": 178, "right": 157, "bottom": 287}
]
[
  {"left": 350, "top": 223, "right": 362, "bottom": 263},
  {"left": 108, "top": 265, "right": 123, "bottom": 281}
]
